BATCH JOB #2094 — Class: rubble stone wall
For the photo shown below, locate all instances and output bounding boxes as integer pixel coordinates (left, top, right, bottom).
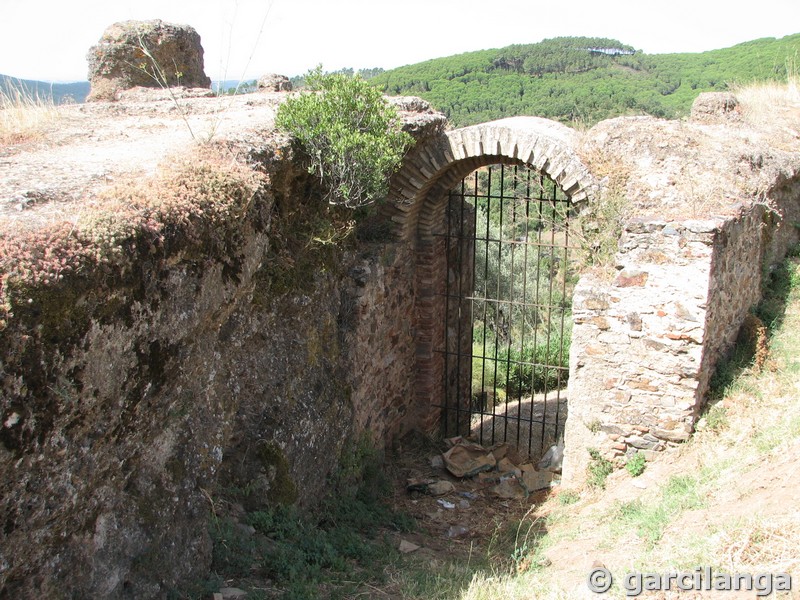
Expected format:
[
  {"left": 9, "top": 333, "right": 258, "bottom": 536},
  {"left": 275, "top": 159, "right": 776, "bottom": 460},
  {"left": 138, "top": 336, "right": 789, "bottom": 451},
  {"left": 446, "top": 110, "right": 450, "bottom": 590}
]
[
  {"left": 562, "top": 192, "right": 800, "bottom": 486},
  {"left": 0, "top": 147, "right": 421, "bottom": 599}
]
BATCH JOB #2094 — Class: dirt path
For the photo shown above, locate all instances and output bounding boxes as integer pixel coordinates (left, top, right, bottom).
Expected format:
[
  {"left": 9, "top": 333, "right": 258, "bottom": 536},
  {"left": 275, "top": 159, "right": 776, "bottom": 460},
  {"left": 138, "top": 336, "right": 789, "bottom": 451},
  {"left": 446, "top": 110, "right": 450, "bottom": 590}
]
[{"left": 470, "top": 391, "right": 567, "bottom": 462}]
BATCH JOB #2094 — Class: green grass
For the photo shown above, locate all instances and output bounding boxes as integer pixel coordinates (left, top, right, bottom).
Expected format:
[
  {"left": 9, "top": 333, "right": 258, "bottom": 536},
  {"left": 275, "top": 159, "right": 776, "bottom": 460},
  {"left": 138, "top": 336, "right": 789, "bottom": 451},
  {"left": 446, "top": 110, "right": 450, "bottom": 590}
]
[
  {"left": 556, "top": 490, "right": 580, "bottom": 506},
  {"left": 610, "top": 474, "right": 705, "bottom": 549},
  {"left": 754, "top": 412, "right": 800, "bottom": 453}
]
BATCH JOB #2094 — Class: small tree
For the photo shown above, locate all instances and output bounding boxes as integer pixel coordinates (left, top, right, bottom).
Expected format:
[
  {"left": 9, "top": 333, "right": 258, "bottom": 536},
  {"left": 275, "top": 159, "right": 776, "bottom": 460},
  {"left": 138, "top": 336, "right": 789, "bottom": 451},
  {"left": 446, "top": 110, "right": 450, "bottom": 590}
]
[{"left": 276, "top": 67, "right": 413, "bottom": 209}]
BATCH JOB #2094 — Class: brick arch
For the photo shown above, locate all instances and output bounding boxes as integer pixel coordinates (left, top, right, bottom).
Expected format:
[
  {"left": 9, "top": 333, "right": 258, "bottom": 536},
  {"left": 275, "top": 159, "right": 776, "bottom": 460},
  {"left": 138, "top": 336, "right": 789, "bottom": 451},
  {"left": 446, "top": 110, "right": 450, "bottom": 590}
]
[
  {"left": 383, "top": 117, "right": 598, "bottom": 436},
  {"left": 383, "top": 116, "right": 597, "bottom": 242}
]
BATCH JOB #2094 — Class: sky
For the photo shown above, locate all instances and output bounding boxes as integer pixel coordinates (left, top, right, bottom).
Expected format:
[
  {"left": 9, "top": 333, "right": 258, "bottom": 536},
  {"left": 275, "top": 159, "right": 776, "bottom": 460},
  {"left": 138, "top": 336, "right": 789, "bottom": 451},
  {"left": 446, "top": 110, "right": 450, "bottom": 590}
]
[{"left": 1, "top": 0, "right": 799, "bottom": 82}]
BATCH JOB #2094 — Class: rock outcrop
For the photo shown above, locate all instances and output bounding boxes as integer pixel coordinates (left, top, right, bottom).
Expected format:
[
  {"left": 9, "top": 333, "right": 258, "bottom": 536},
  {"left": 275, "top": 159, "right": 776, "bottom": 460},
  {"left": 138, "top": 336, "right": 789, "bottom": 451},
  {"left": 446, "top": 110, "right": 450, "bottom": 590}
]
[
  {"left": 690, "top": 91, "right": 741, "bottom": 123},
  {"left": 0, "top": 84, "right": 446, "bottom": 597},
  {"left": 86, "top": 20, "right": 211, "bottom": 102},
  {"left": 257, "top": 73, "right": 293, "bottom": 92}
]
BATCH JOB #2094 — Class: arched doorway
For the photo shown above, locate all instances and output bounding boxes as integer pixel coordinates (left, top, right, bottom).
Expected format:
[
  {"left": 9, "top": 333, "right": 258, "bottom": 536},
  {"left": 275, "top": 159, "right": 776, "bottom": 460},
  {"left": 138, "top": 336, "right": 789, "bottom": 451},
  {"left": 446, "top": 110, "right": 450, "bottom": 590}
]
[{"left": 384, "top": 117, "right": 596, "bottom": 465}]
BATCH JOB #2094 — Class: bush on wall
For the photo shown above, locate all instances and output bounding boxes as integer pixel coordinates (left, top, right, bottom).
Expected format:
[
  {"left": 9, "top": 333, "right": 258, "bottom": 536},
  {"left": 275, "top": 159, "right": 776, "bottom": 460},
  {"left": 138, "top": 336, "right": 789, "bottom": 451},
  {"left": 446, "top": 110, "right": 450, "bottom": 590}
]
[{"left": 276, "top": 67, "right": 413, "bottom": 209}]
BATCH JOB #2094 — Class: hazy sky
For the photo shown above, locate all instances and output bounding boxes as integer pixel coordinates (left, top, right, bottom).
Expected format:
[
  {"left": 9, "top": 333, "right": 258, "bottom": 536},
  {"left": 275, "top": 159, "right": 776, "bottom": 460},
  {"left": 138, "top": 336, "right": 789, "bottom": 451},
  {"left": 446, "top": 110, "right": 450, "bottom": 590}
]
[{"left": 1, "top": 0, "right": 798, "bottom": 82}]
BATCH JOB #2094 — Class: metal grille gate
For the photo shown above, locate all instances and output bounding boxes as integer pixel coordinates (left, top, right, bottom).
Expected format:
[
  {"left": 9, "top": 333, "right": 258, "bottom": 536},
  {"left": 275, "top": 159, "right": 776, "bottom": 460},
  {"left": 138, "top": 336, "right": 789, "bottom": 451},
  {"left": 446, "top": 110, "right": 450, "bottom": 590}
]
[{"left": 436, "top": 163, "right": 575, "bottom": 460}]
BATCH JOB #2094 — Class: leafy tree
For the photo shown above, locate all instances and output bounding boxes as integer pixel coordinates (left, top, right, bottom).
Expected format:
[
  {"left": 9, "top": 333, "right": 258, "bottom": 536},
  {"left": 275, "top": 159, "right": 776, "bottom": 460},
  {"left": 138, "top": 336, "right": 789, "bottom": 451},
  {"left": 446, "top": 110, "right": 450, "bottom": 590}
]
[{"left": 276, "top": 67, "right": 413, "bottom": 208}]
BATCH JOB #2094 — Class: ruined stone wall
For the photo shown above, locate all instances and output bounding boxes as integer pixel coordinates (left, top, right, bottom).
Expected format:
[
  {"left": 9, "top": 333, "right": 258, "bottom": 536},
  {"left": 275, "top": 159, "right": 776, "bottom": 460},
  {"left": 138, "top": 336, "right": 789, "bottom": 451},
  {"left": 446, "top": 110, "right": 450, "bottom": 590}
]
[
  {"left": 341, "top": 242, "right": 417, "bottom": 439},
  {"left": 563, "top": 220, "right": 713, "bottom": 481},
  {"left": 0, "top": 143, "right": 421, "bottom": 599},
  {"left": 699, "top": 208, "right": 769, "bottom": 397},
  {"left": 701, "top": 180, "right": 800, "bottom": 396},
  {"left": 563, "top": 185, "right": 800, "bottom": 486}
]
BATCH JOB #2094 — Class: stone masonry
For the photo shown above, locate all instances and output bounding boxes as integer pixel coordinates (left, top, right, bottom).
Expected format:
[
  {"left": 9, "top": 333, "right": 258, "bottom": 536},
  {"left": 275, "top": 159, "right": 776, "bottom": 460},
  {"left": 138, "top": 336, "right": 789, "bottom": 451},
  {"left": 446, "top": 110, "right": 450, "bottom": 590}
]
[
  {"left": 383, "top": 117, "right": 598, "bottom": 439},
  {"left": 383, "top": 105, "right": 800, "bottom": 487}
]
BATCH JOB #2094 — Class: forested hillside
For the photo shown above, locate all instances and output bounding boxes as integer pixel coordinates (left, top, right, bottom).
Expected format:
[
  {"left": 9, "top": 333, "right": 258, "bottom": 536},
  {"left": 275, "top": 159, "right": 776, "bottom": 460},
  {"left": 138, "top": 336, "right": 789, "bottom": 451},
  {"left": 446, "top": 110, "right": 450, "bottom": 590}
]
[{"left": 372, "top": 34, "right": 800, "bottom": 126}]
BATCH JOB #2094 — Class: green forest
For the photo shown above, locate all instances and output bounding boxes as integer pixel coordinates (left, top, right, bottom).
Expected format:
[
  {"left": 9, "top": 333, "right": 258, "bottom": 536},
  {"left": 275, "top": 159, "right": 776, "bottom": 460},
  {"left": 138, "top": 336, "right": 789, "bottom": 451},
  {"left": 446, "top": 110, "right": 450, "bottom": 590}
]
[{"left": 370, "top": 34, "right": 800, "bottom": 126}]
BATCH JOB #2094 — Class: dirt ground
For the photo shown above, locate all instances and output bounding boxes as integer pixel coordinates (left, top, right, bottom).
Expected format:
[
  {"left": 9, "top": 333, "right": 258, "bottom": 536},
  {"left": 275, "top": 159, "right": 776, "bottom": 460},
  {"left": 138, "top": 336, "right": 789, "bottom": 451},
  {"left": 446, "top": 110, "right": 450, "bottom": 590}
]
[
  {"left": 0, "top": 89, "right": 285, "bottom": 230},
  {"left": 379, "top": 420, "right": 800, "bottom": 599}
]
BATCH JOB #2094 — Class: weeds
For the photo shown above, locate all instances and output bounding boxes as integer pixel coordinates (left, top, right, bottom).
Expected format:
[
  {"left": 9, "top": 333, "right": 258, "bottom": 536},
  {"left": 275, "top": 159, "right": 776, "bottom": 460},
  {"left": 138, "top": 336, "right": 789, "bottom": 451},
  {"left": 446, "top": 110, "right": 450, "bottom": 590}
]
[
  {"left": 586, "top": 448, "right": 614, "bottom": 489},
  {"left": 557, "top": 490, "right": 580, "bottom": 506},
  {"left": 701, "top": 402, "right": 730, "bottom": 433},
  {"left": 206, "top": 435, "right": 413, "bottom": 599},
  {"left": 625, "top": 452, "right": 646, "bottom": 477},
  {"left": 720, "top": 516, "right": 800, "bottom": 574},
  {"left": 611, "top": 474, "right": 704, "bottom": 549},
  {"left": 388, "top": 512, "right": 554, "bottom": 600},
  {"left": 572, "top": 148, "right": 631, "bottom": 271},
  {"left": 133, "top": 38, "right": 200, "bottom": 141},
  {"left": 753, "top": 411, "right": 800, "bottom": 454}
]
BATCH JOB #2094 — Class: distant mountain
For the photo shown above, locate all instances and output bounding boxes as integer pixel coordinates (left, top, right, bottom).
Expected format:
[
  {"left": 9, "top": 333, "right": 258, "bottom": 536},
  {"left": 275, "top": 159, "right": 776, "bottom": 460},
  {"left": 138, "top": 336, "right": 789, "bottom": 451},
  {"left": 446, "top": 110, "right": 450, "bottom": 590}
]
[
  {"left": 372, "top": 34, "right": 800, "bottom": 126},
  {"left": 0, "top": 77, "right": 261, "bottom": 103},
  {"left": 1, "top": 76, "right": 90, "bottom": 104}
]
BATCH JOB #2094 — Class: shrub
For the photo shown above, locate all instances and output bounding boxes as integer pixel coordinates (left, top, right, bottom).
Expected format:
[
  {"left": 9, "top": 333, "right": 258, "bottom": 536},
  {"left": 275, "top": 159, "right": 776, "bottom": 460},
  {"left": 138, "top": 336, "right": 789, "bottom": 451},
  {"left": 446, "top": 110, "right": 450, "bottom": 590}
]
[
  {"left": 506, "top": 336, "right": 570, "bottom": 393},
  {"left": 625, "top": 452, "right": 646, "bottom": 477},
  {"left": 587, "top": 448, "right": 614, "bottom": 489},
  {"left": 275, "top": 67, "right": 413, "bottom": 208}
]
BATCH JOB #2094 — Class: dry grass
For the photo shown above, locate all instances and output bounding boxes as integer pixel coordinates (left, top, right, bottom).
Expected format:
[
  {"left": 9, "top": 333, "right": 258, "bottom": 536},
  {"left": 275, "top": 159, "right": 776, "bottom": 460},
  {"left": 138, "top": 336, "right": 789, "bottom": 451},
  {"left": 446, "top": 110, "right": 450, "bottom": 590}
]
[
  {"left": 0, "top": 81, "right": 61, "bottom": 145},
  {"left": 731, "top": 58, "right": 800, "bottom": 152},
  {"left": 572, "top": 146, "right": 632, "bottom": 274},
  {"left": 720, "top": 516, "right": 800, "bottom": 575},
  {"left": 733, "top": 57, "right": 800, "bottom": 124}
]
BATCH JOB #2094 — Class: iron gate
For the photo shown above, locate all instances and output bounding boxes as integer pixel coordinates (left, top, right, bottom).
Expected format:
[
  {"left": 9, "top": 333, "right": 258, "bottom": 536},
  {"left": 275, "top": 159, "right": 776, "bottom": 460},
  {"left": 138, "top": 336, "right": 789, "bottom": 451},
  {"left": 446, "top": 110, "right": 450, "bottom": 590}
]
[{"left": 436, "top": 163, "right": 575, "bottom": 459}]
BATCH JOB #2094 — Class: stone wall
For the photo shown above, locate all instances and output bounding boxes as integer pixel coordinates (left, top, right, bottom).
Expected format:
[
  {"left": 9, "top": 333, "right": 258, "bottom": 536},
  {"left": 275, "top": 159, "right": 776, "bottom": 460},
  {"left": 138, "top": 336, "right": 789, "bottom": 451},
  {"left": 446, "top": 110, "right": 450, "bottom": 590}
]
[
  {"left": 341, "top": 242, "right": 417, "bottom": 439},
  {"left": 562, "top": 193, "right": 800, "bottom": 485},
  {"left": 443, "top": 197, "right": 476, "bottom": 436},
  {"left": 564, "top": 219, "right": 713, "bottom": 476},
  {"left": 0, "top": 140, "right": 425, "bottom": 599}
]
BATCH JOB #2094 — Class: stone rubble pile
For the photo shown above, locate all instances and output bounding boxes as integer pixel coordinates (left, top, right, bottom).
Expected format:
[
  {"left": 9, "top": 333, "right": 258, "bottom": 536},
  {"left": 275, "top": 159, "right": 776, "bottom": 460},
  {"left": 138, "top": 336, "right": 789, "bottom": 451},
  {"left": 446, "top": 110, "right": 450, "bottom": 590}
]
[{"left": 407, "top": 436, "right": 559, "bottom": 502}]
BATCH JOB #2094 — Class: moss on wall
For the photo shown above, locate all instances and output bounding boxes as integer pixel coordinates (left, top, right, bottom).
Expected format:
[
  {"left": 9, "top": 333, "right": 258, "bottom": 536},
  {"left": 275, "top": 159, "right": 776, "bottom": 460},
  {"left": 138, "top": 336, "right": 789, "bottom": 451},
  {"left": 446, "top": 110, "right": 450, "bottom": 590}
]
[{"left": 258, "top": 442, "right": 299, "bottom": 506}]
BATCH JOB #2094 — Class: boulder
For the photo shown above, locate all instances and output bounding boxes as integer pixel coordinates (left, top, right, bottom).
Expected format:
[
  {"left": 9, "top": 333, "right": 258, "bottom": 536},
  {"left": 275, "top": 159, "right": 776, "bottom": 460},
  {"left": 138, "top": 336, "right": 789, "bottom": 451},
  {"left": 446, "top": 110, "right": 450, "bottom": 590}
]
[
  {"left": 690, "top": 92, "right": 741, "bottom": 123},
  {"left": 257, "top": 73, "right": 293, "bottom": 92},
  {"left": 87, "top": 20, "right": 211, "bottom": 101}
]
